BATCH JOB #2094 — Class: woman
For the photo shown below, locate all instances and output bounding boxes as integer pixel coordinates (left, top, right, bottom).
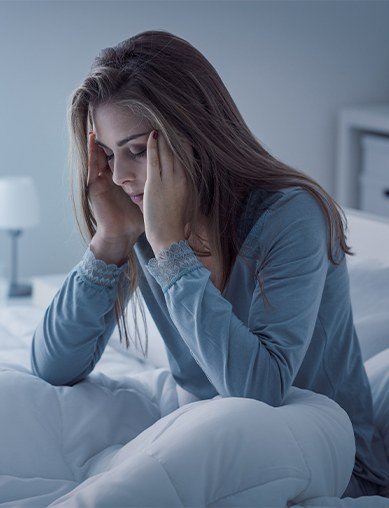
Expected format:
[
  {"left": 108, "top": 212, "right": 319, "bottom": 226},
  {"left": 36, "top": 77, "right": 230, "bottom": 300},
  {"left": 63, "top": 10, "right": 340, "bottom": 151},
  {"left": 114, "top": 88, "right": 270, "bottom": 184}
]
[{"left": 31, "top": 29, "right": 388, "bottom": 502}]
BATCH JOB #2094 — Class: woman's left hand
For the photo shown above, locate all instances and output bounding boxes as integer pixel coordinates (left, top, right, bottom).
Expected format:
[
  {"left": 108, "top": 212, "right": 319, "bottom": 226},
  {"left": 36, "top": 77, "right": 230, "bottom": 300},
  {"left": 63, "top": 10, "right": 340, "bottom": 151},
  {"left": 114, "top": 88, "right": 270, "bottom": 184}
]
[{"left": 143, "top": 130, "right": 192, "bottom": 257}]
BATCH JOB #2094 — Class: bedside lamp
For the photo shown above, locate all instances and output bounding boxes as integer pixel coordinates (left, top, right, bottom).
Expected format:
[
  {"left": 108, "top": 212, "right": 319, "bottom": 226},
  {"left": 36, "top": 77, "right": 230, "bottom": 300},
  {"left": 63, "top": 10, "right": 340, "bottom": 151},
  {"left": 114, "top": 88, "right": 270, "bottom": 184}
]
[{"left": 0, "top": 176, "right": 41, "bottom": 297}]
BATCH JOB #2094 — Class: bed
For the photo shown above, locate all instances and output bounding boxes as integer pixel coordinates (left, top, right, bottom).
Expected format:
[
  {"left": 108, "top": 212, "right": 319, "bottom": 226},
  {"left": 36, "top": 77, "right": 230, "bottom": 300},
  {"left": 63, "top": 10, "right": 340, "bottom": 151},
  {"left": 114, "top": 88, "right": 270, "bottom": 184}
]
[{"left": 0, "top": 206, "right": 388, "bottom": 507}]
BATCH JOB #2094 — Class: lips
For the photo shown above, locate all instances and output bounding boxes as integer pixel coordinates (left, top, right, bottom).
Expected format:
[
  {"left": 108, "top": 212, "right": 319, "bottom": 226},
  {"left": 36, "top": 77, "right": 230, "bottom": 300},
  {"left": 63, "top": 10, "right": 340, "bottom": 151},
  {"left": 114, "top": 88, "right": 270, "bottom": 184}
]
[{"left": 130, "top": 193, "right": 144, "bottom": 204}]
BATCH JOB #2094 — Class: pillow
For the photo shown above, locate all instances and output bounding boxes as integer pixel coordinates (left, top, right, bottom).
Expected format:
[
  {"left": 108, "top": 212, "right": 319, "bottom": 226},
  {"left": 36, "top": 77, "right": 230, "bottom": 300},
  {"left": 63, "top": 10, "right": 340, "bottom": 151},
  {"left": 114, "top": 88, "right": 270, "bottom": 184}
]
[{"left": 347, "top": 258, "right": 389, "bottom": 362}]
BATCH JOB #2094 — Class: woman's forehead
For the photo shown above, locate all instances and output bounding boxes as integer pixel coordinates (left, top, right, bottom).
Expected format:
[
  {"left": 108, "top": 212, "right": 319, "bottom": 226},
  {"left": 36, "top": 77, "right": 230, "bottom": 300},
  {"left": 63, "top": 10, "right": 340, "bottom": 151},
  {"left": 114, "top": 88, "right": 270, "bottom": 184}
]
[{"left": 92, "top": 103, "right": 152, "bottom": 133}]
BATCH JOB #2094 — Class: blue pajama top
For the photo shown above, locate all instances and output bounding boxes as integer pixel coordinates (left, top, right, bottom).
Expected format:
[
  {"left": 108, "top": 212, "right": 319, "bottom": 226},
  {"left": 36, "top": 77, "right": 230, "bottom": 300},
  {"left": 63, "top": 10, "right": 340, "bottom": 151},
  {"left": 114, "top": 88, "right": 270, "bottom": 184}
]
[{"left": 30, "top": 185, "right": 389, "bottom": 488}]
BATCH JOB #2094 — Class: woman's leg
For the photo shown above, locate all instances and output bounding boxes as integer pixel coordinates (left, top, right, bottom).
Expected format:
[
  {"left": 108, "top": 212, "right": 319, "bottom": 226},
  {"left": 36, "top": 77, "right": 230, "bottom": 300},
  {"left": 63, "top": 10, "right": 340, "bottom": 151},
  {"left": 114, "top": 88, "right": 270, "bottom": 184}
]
[
  {"left": 50, "top": 386, "right": 355, "bottom": 507},
  {"left": 341, "top": 473, "right": 379, "bottom": 498}
]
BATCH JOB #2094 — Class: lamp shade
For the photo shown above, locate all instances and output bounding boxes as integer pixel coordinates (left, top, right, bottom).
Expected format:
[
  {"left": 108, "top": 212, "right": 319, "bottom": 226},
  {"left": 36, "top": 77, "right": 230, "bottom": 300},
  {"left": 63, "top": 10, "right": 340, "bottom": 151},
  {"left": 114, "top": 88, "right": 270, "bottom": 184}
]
[{"left": 0, "top": 176, "right": 40, "bottom": 229}]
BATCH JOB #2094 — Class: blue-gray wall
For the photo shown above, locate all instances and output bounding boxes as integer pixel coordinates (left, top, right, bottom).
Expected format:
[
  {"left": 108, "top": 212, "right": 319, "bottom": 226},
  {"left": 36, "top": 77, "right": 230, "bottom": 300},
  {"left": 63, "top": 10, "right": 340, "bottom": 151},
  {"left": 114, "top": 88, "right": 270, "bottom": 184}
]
[{"left": 0, "top": 0, "right": 388, "bottom": 278}]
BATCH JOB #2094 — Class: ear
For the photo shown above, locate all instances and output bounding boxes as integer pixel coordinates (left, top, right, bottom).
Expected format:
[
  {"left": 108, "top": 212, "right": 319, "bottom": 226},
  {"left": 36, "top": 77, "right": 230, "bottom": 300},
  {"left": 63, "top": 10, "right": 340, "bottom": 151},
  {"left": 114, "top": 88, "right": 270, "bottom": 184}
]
[{"left": 184, "top": 222, "right": 192, "bottom": 240}]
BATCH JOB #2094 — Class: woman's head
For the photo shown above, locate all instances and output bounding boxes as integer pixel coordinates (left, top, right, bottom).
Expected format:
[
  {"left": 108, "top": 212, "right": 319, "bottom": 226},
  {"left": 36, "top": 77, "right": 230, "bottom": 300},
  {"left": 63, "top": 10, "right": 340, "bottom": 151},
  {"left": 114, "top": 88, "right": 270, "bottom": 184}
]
[{"left": 69, "top": 29, "right": 268, "bottom": 235}]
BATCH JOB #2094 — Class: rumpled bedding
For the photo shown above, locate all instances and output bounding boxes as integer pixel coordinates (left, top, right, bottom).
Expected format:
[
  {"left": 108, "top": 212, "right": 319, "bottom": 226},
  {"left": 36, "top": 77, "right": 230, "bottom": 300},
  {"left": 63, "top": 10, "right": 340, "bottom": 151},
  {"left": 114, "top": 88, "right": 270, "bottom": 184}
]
[{"left": 0, "top": 304, "right": 388, "bottom": 507}]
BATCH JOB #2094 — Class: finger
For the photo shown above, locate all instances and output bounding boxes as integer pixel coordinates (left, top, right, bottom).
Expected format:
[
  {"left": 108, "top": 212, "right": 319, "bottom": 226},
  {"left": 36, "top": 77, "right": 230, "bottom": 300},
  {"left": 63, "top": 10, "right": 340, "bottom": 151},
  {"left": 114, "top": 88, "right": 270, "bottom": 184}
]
[
  {"left": 157, "top": 130, "right": 174, "bottom": 177},
  {"left": 87, "top": 132, "right": 109, "bottom": 186},
  {"left": 163, "top": 135, "right": 190, "bottom": 185},
  {"left": 146, "top": 130, "right": 161, "bottom": 181},
  {"left": 86, "top": 132, "right": 95, "bottom": 187},
  {"left": 88, "top": 132, "right": 106, "bottom": 172}
]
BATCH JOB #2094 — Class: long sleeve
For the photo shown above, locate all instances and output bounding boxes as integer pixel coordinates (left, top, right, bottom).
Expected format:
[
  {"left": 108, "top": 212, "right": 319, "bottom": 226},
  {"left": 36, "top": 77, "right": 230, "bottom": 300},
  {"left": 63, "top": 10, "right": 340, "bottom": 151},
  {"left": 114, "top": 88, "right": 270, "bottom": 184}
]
[
  {"left": 31, "top": 247, "right": 129, "bottom": 386},
  {"left": 146, "top": 189, "right": 330, "bottom": 406}
]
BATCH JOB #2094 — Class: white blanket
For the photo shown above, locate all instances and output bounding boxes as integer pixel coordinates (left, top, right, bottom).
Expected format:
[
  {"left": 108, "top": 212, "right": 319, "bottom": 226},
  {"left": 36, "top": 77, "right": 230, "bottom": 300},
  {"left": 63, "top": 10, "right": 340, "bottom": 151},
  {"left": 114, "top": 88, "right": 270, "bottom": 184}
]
[
  {"left": 0, "top": 364, "right": 359, "bottom": 507},
  {"left": 0, "top": 300, "right": 388, "bottom": 507}
]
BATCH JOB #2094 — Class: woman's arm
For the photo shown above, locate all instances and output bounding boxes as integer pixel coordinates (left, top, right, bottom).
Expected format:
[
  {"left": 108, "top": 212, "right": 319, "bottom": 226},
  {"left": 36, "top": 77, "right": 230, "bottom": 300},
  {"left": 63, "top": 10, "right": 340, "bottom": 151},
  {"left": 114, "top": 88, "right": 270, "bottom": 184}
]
[
  {"left": 30, "top": 246, "right": 129, "bottom": 386},
  {"left": 146, "top": 188, "right": 331, "bottom": 406}
]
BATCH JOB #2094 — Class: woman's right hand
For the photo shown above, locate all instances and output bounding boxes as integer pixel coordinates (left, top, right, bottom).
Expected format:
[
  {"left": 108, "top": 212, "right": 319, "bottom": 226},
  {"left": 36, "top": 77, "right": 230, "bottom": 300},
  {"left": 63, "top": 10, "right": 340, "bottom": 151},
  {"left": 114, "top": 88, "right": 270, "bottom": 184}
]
[{"left": 87, "top": 132, "right": 145, "bottom": 263}]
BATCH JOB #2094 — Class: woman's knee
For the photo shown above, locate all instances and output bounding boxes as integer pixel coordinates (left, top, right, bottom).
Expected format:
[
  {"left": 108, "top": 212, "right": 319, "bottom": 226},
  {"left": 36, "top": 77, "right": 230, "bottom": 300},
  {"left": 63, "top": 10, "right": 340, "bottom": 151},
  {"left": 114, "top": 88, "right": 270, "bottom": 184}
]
[
  {"left": 141, "top": 396, "right": 310, "bottom": 505},
  {"left": 170, "top": 396, "right": 292, "bottom": 453},
  {"left": 130, "top": 391, "right": 355, "bottom": 505},
  {"left": 182, "top": 391, "right": 355, "bottom": 498}
]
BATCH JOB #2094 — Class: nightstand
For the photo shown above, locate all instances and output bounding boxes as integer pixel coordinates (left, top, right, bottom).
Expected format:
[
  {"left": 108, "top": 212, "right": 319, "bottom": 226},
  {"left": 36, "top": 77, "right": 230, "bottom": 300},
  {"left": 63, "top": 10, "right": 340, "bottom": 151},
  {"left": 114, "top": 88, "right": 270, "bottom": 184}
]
[
  {"left": 0, "top": 280, "right": 33, "bottom": 308},
  {"left": 0, "top": 296, "right": 33, "bottom": 308}
]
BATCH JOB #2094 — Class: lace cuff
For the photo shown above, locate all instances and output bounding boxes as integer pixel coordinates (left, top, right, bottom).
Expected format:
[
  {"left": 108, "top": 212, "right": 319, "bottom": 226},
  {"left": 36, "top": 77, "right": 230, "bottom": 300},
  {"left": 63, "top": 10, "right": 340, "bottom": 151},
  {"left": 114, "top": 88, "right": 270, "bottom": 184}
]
[
  {"left": 146, "top": 240, "right": 204, "bottom": 293},
  {"left": 77, "top": 246, "right": 128, "bottom": 288}
]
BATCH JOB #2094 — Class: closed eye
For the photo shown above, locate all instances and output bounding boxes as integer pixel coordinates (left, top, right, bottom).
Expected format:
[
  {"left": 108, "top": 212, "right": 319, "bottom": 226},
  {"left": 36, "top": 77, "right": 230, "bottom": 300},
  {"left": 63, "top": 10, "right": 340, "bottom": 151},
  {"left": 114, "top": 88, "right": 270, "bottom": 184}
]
[
  {"left": 106, "top": 149, "right": 147, "bottom": 162},
  {"left": 131, "top": 149, "right": 147, "bottom": 160}
]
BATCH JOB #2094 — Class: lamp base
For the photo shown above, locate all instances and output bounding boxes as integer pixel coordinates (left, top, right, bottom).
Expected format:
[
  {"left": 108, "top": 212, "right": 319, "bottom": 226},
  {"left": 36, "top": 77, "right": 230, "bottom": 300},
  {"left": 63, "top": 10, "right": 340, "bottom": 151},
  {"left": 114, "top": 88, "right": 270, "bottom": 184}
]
[{"left": 8, "top": 282, "right": 32, "bottom": 298}]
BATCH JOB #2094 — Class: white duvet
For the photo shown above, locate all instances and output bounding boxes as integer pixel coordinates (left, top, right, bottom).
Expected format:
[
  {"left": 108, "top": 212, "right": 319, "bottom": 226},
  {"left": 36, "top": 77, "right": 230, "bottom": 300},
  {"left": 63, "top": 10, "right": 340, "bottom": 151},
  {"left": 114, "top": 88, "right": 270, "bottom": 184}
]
[{"left": 0, "top": 279, "right": 388, "bottom": 507}]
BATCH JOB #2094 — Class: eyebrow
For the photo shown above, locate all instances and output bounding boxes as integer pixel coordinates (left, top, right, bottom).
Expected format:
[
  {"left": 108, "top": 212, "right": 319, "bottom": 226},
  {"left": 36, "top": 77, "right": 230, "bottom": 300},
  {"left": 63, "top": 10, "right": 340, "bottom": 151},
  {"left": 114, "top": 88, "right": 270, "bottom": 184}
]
[{"left": 94, "top": 131, "right": 149, "bottom": 150}]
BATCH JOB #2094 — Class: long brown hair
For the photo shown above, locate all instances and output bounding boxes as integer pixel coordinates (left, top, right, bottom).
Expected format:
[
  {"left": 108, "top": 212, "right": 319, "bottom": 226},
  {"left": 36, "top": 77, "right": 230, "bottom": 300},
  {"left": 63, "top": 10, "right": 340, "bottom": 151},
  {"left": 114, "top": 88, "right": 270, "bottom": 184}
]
[{"left": 67, "top": 29, "right": 353, "bottom": 355}]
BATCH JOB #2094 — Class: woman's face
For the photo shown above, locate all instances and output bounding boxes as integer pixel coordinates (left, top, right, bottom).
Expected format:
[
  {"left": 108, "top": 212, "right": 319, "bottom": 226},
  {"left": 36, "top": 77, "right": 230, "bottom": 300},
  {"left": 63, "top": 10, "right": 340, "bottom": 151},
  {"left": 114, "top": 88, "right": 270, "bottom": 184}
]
[{"left": 92, "top": 103, "right": 153, "bottom": 212}]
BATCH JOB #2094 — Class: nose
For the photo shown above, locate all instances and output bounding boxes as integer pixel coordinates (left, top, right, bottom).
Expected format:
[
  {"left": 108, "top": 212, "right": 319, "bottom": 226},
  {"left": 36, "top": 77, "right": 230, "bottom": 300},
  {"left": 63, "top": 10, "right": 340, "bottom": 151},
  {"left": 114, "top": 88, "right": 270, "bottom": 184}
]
[{"left": 111, "top": 158, "right": 137, "bottom": 186}]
